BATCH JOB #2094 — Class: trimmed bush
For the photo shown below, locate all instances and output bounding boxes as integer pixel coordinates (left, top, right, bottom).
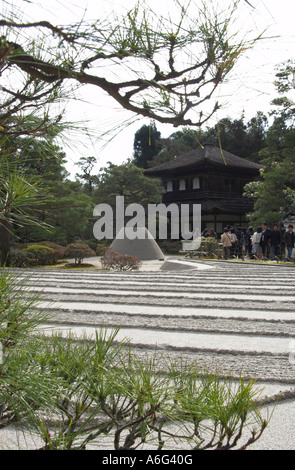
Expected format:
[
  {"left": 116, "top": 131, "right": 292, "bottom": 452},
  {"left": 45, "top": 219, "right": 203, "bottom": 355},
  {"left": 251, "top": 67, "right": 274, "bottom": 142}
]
[
  {"left": 10, "top": 245, "right": 56, "bottom": 267},
  {"left": 64, "top": 243, "right": 96, "bottom": 265},
  {"left": 34, "top": 241, "right": 66, "bottom": 262},
  {"left": 24, "top": 245, "right": 56, "bottom": 265},
  {"left": 101, "top": 249, "right": 142, "bottom": 271}
]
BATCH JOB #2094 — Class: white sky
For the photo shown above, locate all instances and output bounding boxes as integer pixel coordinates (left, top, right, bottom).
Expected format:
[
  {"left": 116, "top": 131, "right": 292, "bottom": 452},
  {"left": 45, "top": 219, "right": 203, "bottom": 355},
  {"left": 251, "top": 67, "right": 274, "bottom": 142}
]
[{"left": 6, "top": 0, "right": 295, "bottom": 177}]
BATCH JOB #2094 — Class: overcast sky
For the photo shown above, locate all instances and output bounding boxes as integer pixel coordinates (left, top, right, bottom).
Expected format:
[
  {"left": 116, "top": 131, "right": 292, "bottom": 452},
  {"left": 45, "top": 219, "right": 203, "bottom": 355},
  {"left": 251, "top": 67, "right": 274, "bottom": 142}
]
[{"left": 9, "top": 0, "right": 295, "bottom": 176}]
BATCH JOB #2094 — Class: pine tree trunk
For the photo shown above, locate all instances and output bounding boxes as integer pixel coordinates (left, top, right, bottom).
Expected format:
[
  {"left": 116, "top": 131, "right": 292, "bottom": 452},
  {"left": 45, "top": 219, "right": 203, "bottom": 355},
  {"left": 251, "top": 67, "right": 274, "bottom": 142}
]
[{"left": 0, "top": 221, "right": 11, "bottom": 266}]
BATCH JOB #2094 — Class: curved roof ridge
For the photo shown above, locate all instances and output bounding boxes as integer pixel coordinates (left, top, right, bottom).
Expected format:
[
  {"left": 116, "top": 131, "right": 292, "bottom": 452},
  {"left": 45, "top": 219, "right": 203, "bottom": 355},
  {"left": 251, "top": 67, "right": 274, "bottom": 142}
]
[{"left": 145, "top": 144, "right": 263, "bottom": 175}]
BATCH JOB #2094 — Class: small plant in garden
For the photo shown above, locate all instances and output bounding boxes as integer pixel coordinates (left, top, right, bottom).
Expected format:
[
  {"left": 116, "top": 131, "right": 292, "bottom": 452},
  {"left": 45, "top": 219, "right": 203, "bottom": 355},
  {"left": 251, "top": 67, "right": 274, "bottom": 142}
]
[
  {"left": 34, "top": 242, "right": 66, "bottom": 262},
  {"left": 101, "top": 249, "right": 142, "bottom": 271},
  {"left": 64, "top": 243, "right": 96, "bottom": 265},
  {"left": 10, "top": 244, "right": 56, "bottom": 267}
]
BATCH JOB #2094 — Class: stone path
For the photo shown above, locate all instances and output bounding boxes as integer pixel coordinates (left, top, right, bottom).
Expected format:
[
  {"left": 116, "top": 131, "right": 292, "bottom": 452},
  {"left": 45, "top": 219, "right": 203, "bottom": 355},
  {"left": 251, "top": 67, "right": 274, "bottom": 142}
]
[{"left": 5, "top": 259, "right": 295, "bottom": 449}]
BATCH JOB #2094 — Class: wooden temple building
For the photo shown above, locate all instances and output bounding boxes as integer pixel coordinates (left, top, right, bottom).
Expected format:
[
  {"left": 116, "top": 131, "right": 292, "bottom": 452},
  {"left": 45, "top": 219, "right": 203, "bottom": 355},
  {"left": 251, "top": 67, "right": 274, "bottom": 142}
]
[{"left": 144, "top": 143, "right": 262, "bottom": 236}]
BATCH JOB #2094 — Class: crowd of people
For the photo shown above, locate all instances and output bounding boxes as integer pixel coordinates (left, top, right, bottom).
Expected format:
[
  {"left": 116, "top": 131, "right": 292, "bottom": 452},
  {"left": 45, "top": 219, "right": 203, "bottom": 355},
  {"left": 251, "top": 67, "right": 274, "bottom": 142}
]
[{"left": 202, "top": 223, "right": 295, "bottom": 262}]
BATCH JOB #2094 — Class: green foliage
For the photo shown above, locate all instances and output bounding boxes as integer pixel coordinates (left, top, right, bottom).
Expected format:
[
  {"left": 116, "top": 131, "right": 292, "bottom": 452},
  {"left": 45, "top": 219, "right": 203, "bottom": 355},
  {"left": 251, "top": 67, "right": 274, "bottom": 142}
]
[
  {"left": 24, "top": 245, "right": 55, "bottom": 265},
  {"left": 148, "top": 128, "right": 206, "bottom": 168},
  {"left": 32, "top": 340, "right": 268, "bottom": 450},
  {"left": 10, "top": 244, "right": 56, "bottom": 267},
  {"left": 271, "top": 59, "right": 295, "bottom": 121},
  {"left": 0, "top": 269, "right": 57, "bottom": 428},
  {"left": 133, "top": 121, "right": 162, "bottom": 169},
  {"left": 245, "top": 117, "right": 295, "bottom": 226},
  {"left": 10, "top": 242, "right": 65, "bottom": 267},
  {"left": 206, "top": 113, "right": 268, "bottom": 162},
  {"left": 10, "top": 249, "right": 30, "bottom": 268},
  {"left": 143, "top": 114, "right": 268, "bottom": 169},
  {"left": 75, "top": 156, "right": 99, "bottom": 195},
  {"left": 34, "top": 241, "right": 66, "bottom": 259},
  {"left": 94, "top": 161, "right": 162, "bottom": 209},
  {"left": 0, "top": 158, "right": 51, "bottom": 264}
]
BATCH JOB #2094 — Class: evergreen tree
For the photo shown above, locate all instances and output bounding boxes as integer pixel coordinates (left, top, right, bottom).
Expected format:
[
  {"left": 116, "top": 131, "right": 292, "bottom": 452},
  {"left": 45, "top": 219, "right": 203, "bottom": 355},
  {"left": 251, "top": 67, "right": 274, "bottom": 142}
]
[
  {"left": 244, "top": 63, "right": 295, "bottom": 226},
  {"left": 148, "top": 128, "right": 206, "bottom": 168},
  {"left": 205, "top": 113, "right": 268, "bottom": 161},
  {"left": 133, "top": 121, "right": 162, "bottom": 168},
  {"left": 75, "top": 156, "right": 99, "bottom": 196},
  {"left": 94, "top": 161, "right": 162, "bottom": 209}
]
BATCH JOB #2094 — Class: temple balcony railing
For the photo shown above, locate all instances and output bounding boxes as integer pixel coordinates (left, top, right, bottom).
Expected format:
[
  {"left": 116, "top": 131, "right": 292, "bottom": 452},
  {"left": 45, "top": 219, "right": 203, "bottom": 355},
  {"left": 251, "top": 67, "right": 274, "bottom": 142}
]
[{"left": 162, "top": 190, "right": 244, "bottom": 203}]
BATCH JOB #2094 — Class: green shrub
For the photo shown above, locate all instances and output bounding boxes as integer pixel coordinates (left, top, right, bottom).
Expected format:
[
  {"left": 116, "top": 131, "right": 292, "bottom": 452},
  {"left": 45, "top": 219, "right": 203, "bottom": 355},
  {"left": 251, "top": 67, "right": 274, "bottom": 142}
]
[
  {"left": 33, "top": 242, "right": 66, "bottom": 262},
  {"left": 10, "top": 246, "right": 55, "bottom": 267},
  {"left": 10, "top": 249, "right": 30, "bottom": 267},
  {"left": 24, "top": 245, "right": 55, "bottom": 266}
]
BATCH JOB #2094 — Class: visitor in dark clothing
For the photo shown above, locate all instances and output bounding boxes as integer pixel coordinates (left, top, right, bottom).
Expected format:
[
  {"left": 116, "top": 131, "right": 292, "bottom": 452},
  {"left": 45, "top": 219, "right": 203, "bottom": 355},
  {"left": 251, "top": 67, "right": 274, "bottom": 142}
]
[
  {"left": 270, "top": 224, "right": 281, "bottom": 260},
  {"left": 245, "top": 226, "right": 254, "bottom": 258},
  {"left": 284, "top": 225, "right": 295, "bottom": 262},
  {"left": 260, "top": 222, "right": 271, "bottom": 259}
]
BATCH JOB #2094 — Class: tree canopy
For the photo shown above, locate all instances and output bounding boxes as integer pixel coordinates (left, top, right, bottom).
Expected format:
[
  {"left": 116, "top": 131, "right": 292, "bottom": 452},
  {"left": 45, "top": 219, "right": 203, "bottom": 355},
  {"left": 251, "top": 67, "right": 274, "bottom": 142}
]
[
  {"left": 244, "top": 61, "right": 295, "bottom": 227},
  {"left": 133, "top": 121, "right": 162, "bottom": 168},
  {"left": 93, "top": 161, "right": 162, "bottom": 209}
]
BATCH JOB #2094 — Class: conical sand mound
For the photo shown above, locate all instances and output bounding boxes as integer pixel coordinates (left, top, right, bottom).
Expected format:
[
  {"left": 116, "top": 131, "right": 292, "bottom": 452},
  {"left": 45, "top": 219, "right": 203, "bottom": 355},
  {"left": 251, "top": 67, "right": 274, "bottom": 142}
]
[{"left": 110, "top": 228, "right": 165, "bottom": 260}]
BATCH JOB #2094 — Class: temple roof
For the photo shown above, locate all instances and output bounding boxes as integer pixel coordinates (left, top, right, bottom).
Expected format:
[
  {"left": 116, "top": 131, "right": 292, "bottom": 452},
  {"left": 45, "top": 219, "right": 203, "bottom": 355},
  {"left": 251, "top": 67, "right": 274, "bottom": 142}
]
[{"left": 145, "top": 144, "right": 263, "bottom": 176}]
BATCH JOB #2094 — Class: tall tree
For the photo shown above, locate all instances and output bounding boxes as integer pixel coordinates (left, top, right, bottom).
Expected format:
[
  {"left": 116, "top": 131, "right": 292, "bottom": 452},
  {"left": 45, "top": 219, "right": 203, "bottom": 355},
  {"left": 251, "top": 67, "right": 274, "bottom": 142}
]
[
  {"left": 205, "top": 113, "right": 268, "bottom": 161},
  {"left": 75, "top": 156, "right": 99, "bottom": 195},
  {"left": 94, "top": 161, "right": 162, "bottom": 210},
  {"left": 147, "top": 127, "right": 206, "bottom": 168},
  {"left": 133, "top": 121, "right": 162, "bottom": 168},
  {"left": 271, "top": 59, "right": 295, "bottom": 122},
  {"left": 244, "top": 63, "right": 295, "bottom": 226}
]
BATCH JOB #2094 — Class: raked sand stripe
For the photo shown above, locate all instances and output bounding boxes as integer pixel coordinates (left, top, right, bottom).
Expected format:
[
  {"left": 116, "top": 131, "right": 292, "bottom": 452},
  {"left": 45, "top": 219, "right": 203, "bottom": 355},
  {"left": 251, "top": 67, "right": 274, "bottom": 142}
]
[
  {"left": 37, "top": 301, "right": 295, "bottom": 322},
  {"left": 13, "top": 262, "right": 295, "bottom": 384},
  {"left": 25, "top": 278, "right": 295, "bottom": 291},
  {"left": 29, "top": 285, "right": 295, "bottom": 302},
  {"left": 38, "top": 323, "right": 294, "bottom": 355}
]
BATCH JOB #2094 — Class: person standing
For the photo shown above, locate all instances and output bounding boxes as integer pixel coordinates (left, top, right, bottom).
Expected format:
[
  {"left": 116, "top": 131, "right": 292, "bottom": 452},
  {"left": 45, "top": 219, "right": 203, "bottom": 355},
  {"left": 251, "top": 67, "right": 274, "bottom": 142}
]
[
  {"left": 252, "top": 227, "right": 263, "bottom": 259},
  {"left": 270, "top": 224, "right": 281, "bottom": 260},
  {"left": 245, "top": 226, "right": 254, "bottom": 259},
  {"left": 260, "top": 222, "right": 271, "bottom": 259},
  {"left": 229, "top": 228, "right": 237, "bottom": 258},
  {"left": 284, "top": 225, "right": 295, "bottom": 262},
  {"left": 235, "top": 225, "right": 244, "bottom": 258},
  {"left": 221, "top": 228, "right": 232, "bottom": 260}
]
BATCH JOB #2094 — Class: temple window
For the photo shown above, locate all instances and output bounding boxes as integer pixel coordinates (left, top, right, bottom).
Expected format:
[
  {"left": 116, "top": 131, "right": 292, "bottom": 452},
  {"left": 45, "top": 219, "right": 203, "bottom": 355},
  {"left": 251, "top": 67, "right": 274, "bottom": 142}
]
[
  {"left": 179, "top": 179, "right": 186, "bottom": 191},
  {"left": 193, "top": 177, "right": 200, "bottom": 189},
  {"left": 166, "top": 181, "right": 173, "bottom": 192}
]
